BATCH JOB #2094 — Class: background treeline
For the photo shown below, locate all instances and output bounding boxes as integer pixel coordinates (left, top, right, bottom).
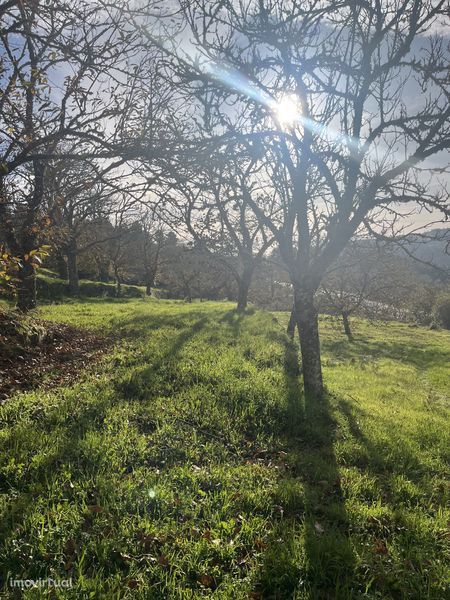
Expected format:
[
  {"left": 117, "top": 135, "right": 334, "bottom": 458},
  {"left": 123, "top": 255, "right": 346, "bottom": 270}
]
[{"left": 23, "top": 199, "right": 449, "bottom": 331}]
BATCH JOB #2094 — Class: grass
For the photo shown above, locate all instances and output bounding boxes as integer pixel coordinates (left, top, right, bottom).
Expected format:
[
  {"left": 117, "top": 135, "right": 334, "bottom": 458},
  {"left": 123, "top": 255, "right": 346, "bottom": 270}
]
[{"left": 0, "top": 299, "right": 449, "bottom": 598}]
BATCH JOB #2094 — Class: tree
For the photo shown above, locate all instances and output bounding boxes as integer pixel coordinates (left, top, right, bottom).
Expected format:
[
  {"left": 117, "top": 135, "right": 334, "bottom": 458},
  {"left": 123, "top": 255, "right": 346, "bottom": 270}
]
[
  {"left": 319, "top": 241, "right": 414, "bottom": 340},
  {"left": 434, "top": 292, "right": 450, "bottom": 329},
  {"left": 159, "top": 241, "right": 232, "bottom": 302},
  {"left": 131, "top": 210, "right": 168, "bottom": 296},
  {"left": 0, "top": 0, "right": 149, "bottom": 310},
  {"left": 162, "top": 156, "right": 275, "bottom": 311},
  {"left": 137, "top": 0, "right": 450, "bottom": 396},
  {"left": 45, "top": 155, "right": 150, "bottom": 295}
]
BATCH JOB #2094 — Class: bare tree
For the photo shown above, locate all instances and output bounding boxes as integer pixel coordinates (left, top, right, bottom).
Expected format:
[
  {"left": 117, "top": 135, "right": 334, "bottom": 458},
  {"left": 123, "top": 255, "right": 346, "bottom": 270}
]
[
  {"left": 134, "top": 210, "right": 167, "bottom": 296},
  {"left": 319, "top": 241, "right": 414, "bottom": 339},
  {"left": 0, "top": 0, "right": 155, "bottom": 309},
  {"left": 135, "top": 0, "right": 449, "bottom": 397},
  {"left": 162, "top": 154, "right": 276, "bottom": 311}
]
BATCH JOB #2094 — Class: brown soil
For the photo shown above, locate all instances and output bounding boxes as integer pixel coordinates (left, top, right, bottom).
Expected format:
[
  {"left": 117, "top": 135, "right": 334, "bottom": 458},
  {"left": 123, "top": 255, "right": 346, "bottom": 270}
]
[{"left": 0, "top": 312, "right": 109, "bottom": 401}]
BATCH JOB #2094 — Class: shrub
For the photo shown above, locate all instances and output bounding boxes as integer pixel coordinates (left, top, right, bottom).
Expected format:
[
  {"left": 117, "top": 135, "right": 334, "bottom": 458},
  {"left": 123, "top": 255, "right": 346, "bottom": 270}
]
[
  {"left": 433, "top": 293, "right": 450, "bottom": 329},
  {"left": 408, "top": 285, "right": 436, "bottom": 325},
  {"left": 36, "top": 274, "right": 143, "bottom": 300}
]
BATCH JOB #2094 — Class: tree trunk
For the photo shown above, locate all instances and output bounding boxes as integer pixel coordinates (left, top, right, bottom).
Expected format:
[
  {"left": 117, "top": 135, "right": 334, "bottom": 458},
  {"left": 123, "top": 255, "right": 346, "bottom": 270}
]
[
  {"left": 55, "top": 250, "right": 67, "bottom": 280},
  {"left": 98, "top": 263, "right": 109, "bottom": 283},
  {"left": 236, "top": 265, "right": 253, "bottom": 312},
  {"left": 115, "top": 270, "right": 122, "bottom": 297},
  {"left": 342, "top": 311, "right": 353, "bottom": 341},
  {"left": 66, "top": 238, "right": 79, "bottom": 296},
  {"left": 287, "top": 305, "right": 296, "bottom": 339},
  {"left": 145, "top": 272, "right": 155, "bottom": 296},
  {"left": 16, "top": 261, "right": 37, "bottom": 312},
  {"left": 294, "top": 286, "right": 324, "bottom": 398}
]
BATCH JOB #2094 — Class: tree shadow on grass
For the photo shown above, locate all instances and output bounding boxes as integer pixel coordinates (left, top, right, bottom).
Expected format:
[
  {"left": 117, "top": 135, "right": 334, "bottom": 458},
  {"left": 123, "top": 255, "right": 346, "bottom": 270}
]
[
  {"left": 0, "top": 315, "right": 211, "bottom": 585},
  {"left": 255, "top": 337, "right": 357, "bottom": 599},
  {"left": 218, "top": 308, "right": 254, "bottom": 337},
  {"left": 322, "top": 335, "right": 450, "bottom": 372},
  {"left": 115, "top": 315, "right": 211, "bottom": 401}
]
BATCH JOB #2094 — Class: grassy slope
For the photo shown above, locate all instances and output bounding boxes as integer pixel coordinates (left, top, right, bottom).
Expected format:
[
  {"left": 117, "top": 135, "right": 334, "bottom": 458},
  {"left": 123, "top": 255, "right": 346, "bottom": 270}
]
[{"left": 0, "top": 299, "right": 448, "bottom": 599}]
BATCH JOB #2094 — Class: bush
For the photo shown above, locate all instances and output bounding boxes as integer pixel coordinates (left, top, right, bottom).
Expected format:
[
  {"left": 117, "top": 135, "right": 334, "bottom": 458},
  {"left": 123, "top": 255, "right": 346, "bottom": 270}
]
[
  {"left": 433, "top": 293, "right": 450, "bottom": 329},
  {"left": 36, "top": 273, "right": 143, "bottom": 300},
  {"left": 408, "top": 285, "right": 436, "bottom": 325}
]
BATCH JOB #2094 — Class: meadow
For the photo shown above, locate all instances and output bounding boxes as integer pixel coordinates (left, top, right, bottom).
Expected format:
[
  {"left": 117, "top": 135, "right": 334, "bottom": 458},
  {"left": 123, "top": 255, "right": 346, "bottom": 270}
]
[{"left": 0, "top": 298, "right": 449, "bottom": 599}]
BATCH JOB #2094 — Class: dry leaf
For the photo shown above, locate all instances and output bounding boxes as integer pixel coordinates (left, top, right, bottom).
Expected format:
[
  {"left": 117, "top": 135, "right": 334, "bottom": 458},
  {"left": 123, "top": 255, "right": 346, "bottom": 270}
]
[
  {"left": 314, "top": 522, "right": 324, "bottom": 535},
  {"left": 158, "top": 554, "right": 169, "bottom": 567},
  {"left": 198, "top": 574, "right": 215, "bottom": 588},
  {"left": 373, "top": 539, "right": 388, "bottom": 555}
]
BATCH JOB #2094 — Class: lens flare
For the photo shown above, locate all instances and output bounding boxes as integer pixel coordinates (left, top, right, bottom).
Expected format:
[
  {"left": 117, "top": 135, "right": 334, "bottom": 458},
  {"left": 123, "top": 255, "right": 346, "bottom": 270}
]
[{"left": 273, "top": 94, "right": 302, "bottom": 125}]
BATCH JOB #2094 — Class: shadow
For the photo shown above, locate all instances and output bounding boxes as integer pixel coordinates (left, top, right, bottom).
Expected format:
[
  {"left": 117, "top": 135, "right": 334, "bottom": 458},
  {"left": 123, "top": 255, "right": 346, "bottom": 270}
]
[
  {"left": 115, "top": 315, "right": 210, "bottom": 401},
  {"left": 322, "top": 334, "right": 450, "bottom": 372},
  {"left": 255, "top": 336, "right": 356, "bottom": 599},
  {"left": 218, "top": 309, "right": 250, "bottom": 337},
  {"left": 337, "top": 398, "right": 429, "bottom": 486},
  {"left": 0, "top": 313, "right": 211, "bottom": 586}
]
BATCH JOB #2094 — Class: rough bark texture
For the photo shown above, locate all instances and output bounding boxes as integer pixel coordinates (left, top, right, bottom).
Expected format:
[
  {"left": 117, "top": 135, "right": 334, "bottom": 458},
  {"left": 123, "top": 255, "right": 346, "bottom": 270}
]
[
  {"left": 66, "top": 238, "right": 79, "bottom": 296},
  {"left": 16, "top": 262, "right": 37, "bottom": 312},
  {"left": 294, "top": 287, "right": 324, "bottom": 398},
  {"left": 342, "top": 311, "right": 353, "bottom": 341}
]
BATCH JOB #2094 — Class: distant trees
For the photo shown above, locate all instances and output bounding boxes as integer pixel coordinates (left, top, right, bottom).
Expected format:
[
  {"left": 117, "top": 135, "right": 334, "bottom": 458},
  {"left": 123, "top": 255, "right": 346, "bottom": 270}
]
[
  {"left": 157, "top": 242, "right": 233, "bottom": 302},
  {"left": 319, "top": 242, "right": 413, "bottom": 339},
  {"left": 45, "top": 159, "right": 120, "bottom": 295},
  {"left": 133, "top": 210, "right": 167, "bottom": 296}
]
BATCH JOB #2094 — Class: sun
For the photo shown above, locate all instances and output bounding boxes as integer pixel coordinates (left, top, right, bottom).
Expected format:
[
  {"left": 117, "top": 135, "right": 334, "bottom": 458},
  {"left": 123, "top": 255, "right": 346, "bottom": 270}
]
[{"left": 273, "top": 94, "right": 302, "bottom": 126}]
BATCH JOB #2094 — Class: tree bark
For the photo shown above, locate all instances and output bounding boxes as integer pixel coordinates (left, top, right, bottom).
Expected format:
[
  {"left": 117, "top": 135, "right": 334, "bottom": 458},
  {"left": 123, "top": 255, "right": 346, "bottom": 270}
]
[
  {"left": 98, "top": 263, "right": 109, "bottom": 283},
  {"left": 16, "top": 261, "right": 37, "bottom": 312},
  {"left": 114, "top": 269, "right": 122, "bottom": 297},
  {"left": 287, "top": 305, "right": 296, "bottom": 339},
  {"left": 55, "top": 250, "right": 67, "bottom": 280},
  {"left": 66, "top": 238, "right": 79, "bottom": 296},
  {"left": 342, "top": 311, "right": 353, "bottom": 341},
  {"left": 236, "top": 265, "right": 254, "bottom": 312},
  {"left": 294, "top": 286, "right": 324, "bottom": 398},
  {"left": 145, "top": 271, "right": 155, "bottom": 296}
]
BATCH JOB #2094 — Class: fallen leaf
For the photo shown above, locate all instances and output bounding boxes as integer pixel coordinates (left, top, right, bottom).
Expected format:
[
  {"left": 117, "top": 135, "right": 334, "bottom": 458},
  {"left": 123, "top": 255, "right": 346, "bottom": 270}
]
[
  {"left": 314, "top": 522, "right": 324, "bottom": 535},
  {"left": 158, "top": 554, "right": 169, "bottom": 567},
  {"left": 373, "top": 539, "right": 388, "bottom": 554},
  {"left": 254, "top": 538, "right": 267, "bottom": 550},
  {"left": 198, "top": 574, "right": 215, "bottom": 588}
]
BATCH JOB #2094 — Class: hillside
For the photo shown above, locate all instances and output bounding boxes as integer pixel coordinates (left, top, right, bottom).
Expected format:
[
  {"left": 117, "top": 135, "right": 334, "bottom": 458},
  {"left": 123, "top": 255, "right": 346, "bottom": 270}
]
[{"left": 0, "top": 300, "right": 448, "bottom": 598}]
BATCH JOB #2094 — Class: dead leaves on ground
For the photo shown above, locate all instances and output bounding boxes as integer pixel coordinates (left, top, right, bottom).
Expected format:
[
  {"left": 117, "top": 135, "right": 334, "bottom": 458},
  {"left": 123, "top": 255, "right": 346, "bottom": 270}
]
[{"left": 0, "top": 315, "right": 109, "bottom": 401}]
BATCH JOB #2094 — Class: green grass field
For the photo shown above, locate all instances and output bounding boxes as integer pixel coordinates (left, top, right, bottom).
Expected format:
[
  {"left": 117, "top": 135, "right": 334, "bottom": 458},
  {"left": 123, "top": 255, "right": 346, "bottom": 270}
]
[{"left": 0, "top": 299, "right": 449, "bottom": 598}]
